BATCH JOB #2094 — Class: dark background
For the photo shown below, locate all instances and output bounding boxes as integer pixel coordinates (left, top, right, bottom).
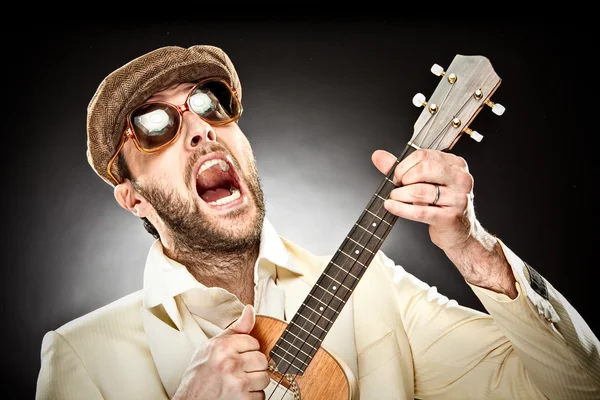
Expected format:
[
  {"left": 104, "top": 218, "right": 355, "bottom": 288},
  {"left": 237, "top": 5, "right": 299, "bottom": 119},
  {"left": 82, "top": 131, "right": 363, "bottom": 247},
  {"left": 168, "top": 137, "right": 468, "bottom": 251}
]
[{"left": 3, "top": 16, "right": 589, "bottom": 398}]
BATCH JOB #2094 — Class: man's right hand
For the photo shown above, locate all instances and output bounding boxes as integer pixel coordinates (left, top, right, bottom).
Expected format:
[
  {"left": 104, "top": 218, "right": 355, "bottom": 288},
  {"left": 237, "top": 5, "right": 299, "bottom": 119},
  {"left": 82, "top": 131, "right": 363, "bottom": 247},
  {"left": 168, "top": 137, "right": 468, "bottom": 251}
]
[{"left": 173, "top": 304, "right": 270, "bottom": 399}]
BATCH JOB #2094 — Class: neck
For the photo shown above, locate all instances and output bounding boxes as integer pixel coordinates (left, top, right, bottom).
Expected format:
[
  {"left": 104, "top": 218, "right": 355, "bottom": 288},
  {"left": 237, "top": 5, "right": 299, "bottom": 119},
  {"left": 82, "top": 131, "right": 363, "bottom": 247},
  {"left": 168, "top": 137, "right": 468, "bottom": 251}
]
[{"left": 163, "top": 240, "right": 260, "bottom": 305}]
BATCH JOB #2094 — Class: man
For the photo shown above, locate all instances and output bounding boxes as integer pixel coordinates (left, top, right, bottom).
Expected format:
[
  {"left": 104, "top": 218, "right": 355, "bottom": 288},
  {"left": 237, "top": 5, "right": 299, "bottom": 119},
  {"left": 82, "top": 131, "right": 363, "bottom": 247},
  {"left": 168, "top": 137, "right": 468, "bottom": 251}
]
[{"left": 35, "top": 44, "right": 599, "bottom": 399}]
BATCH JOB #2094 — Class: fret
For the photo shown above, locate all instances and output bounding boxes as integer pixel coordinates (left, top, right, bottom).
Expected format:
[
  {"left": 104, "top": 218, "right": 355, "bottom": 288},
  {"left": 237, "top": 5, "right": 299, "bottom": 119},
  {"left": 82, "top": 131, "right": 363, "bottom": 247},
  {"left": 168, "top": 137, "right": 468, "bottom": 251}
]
[
  {"left": 365, "top": 209, "right": 392, "bottom": 227},
  {"left": 346, "top": 231, "right": 379, "bottom": 254},
  {"left": 267, "top": 49, "right": 504, "bottom": 378},
  {"left": 286, "top": 322, "right": 323, "bottom": 346},
  {"left": 337, "top": 244, "right": 372, "bottom": 272},
  {"left": 296, "top": 310, "right": 329, "bottom": 333},
  {"left": 271, "top": 144, "right": 416, "bottom": 375},
  {"left": 270, "top": 344, "right": 309, "bottom": 376},
  {"left": 377, "top": 178, "right": 398, "bottom": 199},
  {"left": 354, "top": 215, "right": 387, "bottom": 239},
  {"left": 279, "top": 335, "right": 313, "bottom": 359},
  {"left": 272, "top": 344, "right": 309, "bottom": 367},
  {"left": 358, "top": 205, "right": 386, "bottom": 228},
  {"left": 354, "top": 223, "right": 382, "bottom": 241},
  {"left": 318, "top": 272, "right": 352, "bottom": 294},
  {"left": 314, "top": 282, "right": 346, "bottom": 306},
  {"left": 337, "top": 249, "right": 367, "bottom": 268},
  {"left": 307, "top": 292, "right": 340, "bottom": 314},
  {"left": 346, "top": 235, "right": 375, "bottom": 254},
  {"left": 374, "top": 194, "right": 387, "bottom": 203},
  {"left": 305, "top": 294, "right": 338, "bottom": 322},
  {"left": 302, "top": 302, "right": 334, "bottom": 324},
  {"left": 364, "top": 204, "right": 397, "bottom": 228},
  {"left": 329, "top": 261, "right": 359, "bottom": 280},
  {"left": 340, "top": 235, "right": 377, "bottom": 263}
]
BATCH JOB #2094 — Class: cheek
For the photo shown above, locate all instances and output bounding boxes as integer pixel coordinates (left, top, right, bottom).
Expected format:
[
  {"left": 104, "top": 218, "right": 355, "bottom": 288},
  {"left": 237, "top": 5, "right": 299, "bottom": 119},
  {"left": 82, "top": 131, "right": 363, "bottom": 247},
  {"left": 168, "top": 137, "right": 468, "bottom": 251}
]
[
  {"left": 153, "top": 153, "right": 188, "bottom": 183},
  {"left": 127, "top": 146, "right": 186, "bottom": 187},
  {"left": 236, "top": 142, "right": 256, "bottom": 174},
  {"left": 220, "top": 133, "right": 253, "bottom": 168}
]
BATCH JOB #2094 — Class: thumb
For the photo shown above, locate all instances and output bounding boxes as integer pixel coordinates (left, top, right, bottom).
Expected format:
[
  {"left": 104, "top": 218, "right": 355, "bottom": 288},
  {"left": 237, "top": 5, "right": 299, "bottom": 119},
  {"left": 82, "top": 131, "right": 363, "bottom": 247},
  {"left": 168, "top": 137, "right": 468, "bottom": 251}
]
[
  {"left": 372, "top": 149, "right": 398, "bottom": 176},
  {"left": 222, "top": 304, "right": 256, "bottom": 335}
]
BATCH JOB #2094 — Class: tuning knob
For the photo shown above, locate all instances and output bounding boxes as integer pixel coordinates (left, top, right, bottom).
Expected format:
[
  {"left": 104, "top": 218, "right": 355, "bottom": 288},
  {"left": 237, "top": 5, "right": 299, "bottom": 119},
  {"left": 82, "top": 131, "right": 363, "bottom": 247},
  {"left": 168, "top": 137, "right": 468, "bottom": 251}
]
[
  {"left": 485, "top": 99, "right": 505, "bottom": 116},
  {"left": 465, "top": 128, "right": 483, "bottom": 142},
  {"left": 412, "top": 93, "right": 426, "bottom": 107},
  {"left": 431, "top": 63, "right": 445, "bottom": 76},
  {"left": 491, "top": 103, "right": 505, "bottom": 116}
]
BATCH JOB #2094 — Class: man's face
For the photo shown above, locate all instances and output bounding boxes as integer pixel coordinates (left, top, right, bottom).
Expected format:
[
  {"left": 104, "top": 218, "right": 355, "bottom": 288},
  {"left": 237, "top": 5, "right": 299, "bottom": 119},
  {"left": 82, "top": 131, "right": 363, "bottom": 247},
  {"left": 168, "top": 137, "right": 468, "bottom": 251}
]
[{"left": 120, "top": 81, "right": 265, "bottom": 253}]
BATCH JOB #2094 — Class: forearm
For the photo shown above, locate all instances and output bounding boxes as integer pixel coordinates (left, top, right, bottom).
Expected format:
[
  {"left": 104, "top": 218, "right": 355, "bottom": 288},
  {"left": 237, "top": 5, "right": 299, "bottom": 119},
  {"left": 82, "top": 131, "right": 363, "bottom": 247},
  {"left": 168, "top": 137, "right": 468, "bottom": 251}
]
[
  {"left": 443, "top": 221, "right": 518, "bottom": 299},
  {"left": 461, "top": 236, "right": 600, "bottom": 398}
]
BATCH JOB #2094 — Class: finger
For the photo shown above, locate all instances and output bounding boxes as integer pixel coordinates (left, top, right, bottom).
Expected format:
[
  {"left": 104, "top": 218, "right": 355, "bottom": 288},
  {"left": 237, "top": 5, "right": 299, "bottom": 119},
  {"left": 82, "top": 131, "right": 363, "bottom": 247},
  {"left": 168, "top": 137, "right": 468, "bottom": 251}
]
[
  {"left": 246, "top": 370, "right": 270, "bottom": 392},
  {"left": 389, "top": 183, "right": 458, "bottom": 207},
  {"left": 227, "top": 334, "right": 261, "bottom": 353},
  {"left": 241, "top": 350, "right": 269, "bottom": 372},
  {"left": 372, "top": 149, "right": 416, "bottom": 186},
  {"left": 248, "top": 390, "right": 266, "bottom": 400},
  {"left": 400, "top": 155, "right": 465, "bottom": 188},
  {"left": 212, "top": 333, "right": 260, "bottom": 354},
  {"left": 384, "top": 199, "right": 445, "bottom": 225},
  {"left": 373, "top": 149, "right": 443, "bottom": 186}
]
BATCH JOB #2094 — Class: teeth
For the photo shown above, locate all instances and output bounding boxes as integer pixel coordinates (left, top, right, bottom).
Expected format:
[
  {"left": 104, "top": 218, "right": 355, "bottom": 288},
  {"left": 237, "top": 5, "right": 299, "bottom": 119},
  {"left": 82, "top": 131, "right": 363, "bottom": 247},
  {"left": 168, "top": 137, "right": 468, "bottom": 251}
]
[
  {"left": 207, "top": 187, "right": 240, "bottom": 206},
  {"left": 198, "top": 158, "right": 230, "bottom": 176}
]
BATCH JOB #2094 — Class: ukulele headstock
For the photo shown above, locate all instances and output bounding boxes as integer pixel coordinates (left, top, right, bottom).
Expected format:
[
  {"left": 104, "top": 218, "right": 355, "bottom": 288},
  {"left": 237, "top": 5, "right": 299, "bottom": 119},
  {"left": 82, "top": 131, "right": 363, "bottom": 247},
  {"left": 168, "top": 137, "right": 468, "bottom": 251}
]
[{"left": 410, "top": 54, "right": 504, "bottom": 151}]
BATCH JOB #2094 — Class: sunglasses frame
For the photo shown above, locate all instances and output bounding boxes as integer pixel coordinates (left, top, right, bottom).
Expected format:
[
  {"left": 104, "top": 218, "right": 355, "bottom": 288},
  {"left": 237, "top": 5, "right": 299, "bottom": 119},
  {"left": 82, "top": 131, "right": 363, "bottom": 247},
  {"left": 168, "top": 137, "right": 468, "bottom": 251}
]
[{"left": 107, "top": 77, "right": 243, "bottom": 185}]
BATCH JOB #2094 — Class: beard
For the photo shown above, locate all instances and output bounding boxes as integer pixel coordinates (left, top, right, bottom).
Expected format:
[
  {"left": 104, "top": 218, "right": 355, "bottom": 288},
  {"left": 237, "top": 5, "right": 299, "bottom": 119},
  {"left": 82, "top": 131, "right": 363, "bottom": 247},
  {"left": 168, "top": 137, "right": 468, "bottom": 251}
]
[{"left": 132, "top": 143, "right": 266, "bottom": 256}]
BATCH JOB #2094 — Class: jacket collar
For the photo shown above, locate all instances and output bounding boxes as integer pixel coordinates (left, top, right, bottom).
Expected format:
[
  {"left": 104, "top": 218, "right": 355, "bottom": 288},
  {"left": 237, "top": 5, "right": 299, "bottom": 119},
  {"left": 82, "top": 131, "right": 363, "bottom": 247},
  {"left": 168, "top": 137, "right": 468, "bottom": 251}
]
[{"left": 141, "top": 217, "right": 304, "bottom": 330}]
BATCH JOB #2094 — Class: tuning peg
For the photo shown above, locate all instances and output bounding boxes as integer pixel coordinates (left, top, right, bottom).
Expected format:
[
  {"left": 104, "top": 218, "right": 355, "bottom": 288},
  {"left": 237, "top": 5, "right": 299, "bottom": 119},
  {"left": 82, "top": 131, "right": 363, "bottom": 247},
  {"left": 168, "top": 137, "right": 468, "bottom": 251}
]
[
  {"left": 465, "top": 128, "right": 483, "bottom": 142},
  {"left": 485, "top": 99, "right": 506, "bottom": 116},
  {"left": 412, "top": 93, "right": 426, "bottom": 107},
  {"left": 491, "top": 103, "right": 505, "bottom": 116},
  {"left": 431, "top": 63, "right": 445, "bottom": 76}
]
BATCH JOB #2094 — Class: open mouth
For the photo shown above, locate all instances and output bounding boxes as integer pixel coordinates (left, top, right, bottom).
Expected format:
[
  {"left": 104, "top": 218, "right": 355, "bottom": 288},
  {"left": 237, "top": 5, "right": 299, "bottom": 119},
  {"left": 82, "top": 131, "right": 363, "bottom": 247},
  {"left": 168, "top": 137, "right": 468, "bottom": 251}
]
[{"left": 195, "top": 156, "right": 243, "bottom": 207}]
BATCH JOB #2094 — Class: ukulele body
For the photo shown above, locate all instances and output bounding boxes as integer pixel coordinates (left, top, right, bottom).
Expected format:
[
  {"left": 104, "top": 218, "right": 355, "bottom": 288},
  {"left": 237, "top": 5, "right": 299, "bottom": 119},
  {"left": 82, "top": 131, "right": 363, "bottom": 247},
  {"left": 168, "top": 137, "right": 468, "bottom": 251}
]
[{"left": 251, "top": 315, "right": 358, "bottom": 399}]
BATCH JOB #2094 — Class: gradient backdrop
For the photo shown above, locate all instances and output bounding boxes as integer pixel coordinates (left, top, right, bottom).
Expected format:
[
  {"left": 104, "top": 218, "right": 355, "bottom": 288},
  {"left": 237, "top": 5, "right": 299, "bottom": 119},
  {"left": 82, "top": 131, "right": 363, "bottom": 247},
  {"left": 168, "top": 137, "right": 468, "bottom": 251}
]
[{"left": 3, "top": 17, "right": 588, "bottom": 398}]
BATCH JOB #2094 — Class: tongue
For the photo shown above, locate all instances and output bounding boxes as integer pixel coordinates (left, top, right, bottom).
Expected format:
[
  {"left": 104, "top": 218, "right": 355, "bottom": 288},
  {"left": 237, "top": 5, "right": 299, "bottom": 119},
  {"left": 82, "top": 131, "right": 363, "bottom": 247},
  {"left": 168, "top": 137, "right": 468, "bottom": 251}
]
[{"left": 201, "top": 187, "right": 232, "bottom": 203}]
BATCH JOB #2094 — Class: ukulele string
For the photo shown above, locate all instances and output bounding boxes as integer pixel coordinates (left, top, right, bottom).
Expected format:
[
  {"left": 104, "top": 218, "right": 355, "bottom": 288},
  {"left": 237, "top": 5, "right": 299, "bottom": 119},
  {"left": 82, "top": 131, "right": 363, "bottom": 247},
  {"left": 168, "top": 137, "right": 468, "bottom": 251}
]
[
  {"left": 265, "top": 101, "right": 465, "bottom": 399},
  {"left": 264, "top": 147, "right": 413, "bottom": 400},
  {"left": 263, "top": 167, "right": 401, "bottom": 399},
  {"left": 264, "top": 131, "right": 433, "bottom": 400}
]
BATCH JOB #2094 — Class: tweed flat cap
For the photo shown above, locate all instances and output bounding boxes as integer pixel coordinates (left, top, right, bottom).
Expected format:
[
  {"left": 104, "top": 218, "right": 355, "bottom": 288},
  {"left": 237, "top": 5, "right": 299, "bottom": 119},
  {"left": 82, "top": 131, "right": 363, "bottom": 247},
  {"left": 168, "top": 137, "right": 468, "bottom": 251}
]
[{"left": 86, "top": 44, "right": 242, "bottom": 186}]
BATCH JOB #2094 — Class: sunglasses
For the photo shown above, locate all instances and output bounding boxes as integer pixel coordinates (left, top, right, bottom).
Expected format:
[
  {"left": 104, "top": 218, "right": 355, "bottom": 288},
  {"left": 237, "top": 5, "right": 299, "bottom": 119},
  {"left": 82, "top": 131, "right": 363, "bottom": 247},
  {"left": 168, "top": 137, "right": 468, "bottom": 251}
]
[{"left": 107, "top": 78, "right": 243, "bottom": 185}]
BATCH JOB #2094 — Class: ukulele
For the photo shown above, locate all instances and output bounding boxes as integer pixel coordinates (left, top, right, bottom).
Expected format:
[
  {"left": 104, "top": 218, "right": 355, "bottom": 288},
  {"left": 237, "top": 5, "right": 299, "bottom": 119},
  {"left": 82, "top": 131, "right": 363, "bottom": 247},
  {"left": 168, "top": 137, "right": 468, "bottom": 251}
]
[{"left": 250, "top": 54, "right": 506, "bottom": 400}]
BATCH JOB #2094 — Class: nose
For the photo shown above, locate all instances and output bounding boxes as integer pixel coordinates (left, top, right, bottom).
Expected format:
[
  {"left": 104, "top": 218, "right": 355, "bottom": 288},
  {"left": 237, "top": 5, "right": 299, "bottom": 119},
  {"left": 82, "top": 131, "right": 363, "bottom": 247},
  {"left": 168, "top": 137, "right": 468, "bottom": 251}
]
[{"left": 181, "top": 111, "right": 217, "bottom": 148}]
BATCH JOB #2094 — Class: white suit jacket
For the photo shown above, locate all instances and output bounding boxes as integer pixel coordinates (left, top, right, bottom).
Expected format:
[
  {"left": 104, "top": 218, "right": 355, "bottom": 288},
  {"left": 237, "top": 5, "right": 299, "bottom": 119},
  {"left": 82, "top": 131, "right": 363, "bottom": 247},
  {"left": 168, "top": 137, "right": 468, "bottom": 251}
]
[{"left": 35, "top": 226, "right": 600, "bottom": 399}]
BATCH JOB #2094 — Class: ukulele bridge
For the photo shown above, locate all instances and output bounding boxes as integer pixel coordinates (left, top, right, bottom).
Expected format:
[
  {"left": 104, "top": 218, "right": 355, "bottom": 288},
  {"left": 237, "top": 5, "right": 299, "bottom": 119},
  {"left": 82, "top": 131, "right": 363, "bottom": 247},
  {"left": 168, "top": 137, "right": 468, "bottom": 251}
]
[{"left": 265, "top": 362, "right": 301, "bottom": 400}]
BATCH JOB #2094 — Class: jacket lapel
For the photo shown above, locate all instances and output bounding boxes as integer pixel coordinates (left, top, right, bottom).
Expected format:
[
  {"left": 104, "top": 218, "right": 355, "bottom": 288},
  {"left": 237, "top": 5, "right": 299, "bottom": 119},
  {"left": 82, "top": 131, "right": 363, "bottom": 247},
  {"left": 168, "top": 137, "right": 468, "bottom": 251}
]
[
  {"left": 277, "top": 237, "right": 325, "bottom": 321},
  {"left": 140, "top": 296, "right": 209, "bottom": 398}
]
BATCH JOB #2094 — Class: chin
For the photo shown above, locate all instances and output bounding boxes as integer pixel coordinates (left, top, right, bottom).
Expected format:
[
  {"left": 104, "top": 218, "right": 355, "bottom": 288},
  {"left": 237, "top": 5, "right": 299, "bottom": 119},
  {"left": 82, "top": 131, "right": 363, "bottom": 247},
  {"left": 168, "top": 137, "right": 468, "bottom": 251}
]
[{"left": 206, "top": 200, "right": 261, "bottom": 236}]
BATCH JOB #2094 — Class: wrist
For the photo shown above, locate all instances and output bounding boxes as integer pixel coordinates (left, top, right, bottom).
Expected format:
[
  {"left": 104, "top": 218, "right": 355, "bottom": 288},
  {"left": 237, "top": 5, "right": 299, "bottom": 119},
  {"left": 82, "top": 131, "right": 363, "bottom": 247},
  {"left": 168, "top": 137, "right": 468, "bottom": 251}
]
[{"left": 445, "top": 228, "right": 518, "bottom": 299}]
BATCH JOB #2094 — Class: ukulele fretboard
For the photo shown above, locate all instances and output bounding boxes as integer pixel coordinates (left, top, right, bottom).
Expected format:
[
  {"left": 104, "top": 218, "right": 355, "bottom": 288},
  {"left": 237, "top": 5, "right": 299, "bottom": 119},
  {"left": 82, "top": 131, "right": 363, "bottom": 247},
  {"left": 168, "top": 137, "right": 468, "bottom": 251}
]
[{"left": 270, "top": 144, "right": 418, "bottom": 376}]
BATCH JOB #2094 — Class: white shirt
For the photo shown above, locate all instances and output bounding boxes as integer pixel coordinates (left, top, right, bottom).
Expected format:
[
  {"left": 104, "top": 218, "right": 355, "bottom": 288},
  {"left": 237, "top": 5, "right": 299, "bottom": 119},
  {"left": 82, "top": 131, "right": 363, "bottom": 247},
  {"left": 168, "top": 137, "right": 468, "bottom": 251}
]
[{"left": 141, "top": 217, "right": 304, "bottom": 337}]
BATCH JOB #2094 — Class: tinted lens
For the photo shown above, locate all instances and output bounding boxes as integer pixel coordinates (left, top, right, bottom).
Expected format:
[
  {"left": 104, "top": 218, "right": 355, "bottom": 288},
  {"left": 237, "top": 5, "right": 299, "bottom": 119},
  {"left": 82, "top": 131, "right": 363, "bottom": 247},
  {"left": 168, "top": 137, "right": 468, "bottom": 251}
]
[
  {"left": 188, "top": 80, "right": 241, "bottom": 122},
  {"left": 130, "top": 103, "right": 179, "bottom": 149}
]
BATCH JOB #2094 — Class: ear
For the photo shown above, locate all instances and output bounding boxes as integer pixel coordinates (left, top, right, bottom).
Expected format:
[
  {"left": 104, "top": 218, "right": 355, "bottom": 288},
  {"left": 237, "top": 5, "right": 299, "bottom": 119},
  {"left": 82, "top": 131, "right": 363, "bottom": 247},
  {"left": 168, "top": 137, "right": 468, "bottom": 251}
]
[{"left": 114, "top": 180, "right": 152, "bottom": 218}]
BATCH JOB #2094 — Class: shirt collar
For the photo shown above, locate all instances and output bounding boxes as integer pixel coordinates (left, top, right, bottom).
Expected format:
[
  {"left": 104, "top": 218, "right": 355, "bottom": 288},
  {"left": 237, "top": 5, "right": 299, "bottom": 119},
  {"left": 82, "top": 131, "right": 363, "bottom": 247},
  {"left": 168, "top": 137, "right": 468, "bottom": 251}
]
[{"left": 142, "top": 217, "right": 303, "bottom": 311}]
